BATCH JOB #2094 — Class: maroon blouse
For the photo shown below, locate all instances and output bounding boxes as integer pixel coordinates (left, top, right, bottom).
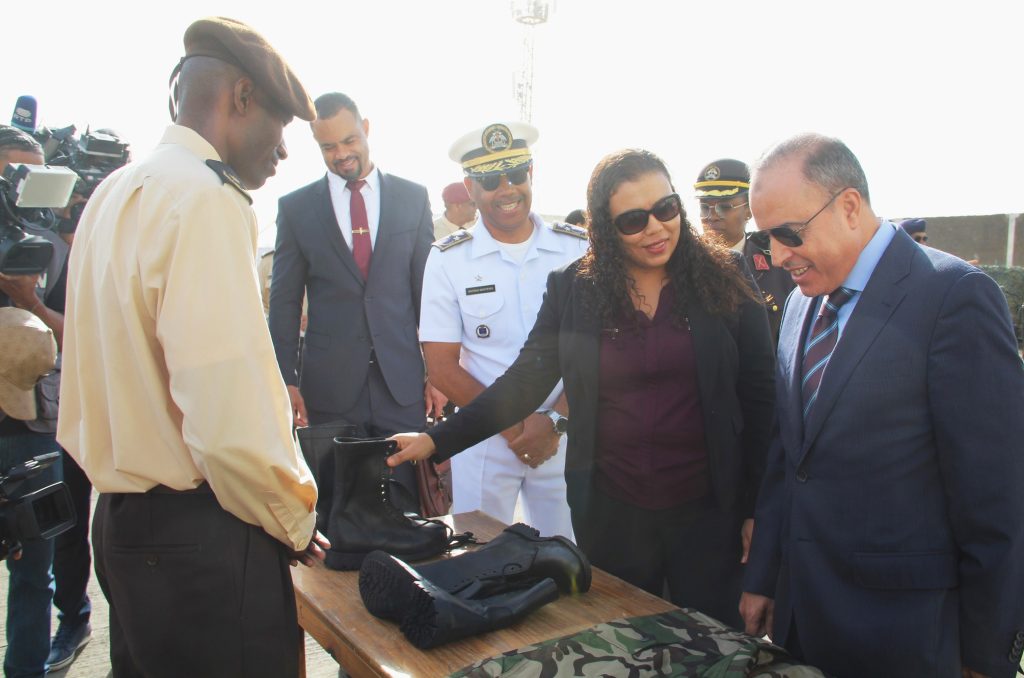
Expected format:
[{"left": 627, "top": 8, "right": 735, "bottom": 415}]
[{"left": 593, "top": 284, "right": 710, "bottom": 510}]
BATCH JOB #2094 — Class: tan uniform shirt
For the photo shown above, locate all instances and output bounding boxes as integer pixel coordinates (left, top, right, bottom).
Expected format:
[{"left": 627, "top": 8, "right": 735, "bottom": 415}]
[
  {"left": 58, "top": 125, "right": 316, "bottom": 551},
  {"left": 433, "top": 213, "right": 463, "bottom": 241}
]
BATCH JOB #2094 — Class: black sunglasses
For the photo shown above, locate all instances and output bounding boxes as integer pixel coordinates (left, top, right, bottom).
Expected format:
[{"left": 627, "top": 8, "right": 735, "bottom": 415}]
[
  {"left": 473, "top": 166, "right": 531, "bottom": 192},
  {"left": 763, "top": 187, "right": 849, "bottom": 247},
  {"left": 612, "top": 193, "right": 682, "bottom": 235}
]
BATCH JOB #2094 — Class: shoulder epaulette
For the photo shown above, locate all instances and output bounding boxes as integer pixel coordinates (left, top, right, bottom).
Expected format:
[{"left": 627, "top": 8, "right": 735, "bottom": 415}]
[
  {"left": 551, "top": 222, "right": 588, "bottom": 240},
  {"left": 433, "top": 228, "right": 473, "bottom": 251},
  {"left": 205, "top": 159, "right": 252, "bottom": 205},
  {"left": 746, "top": 230, "right": 771, "bottom": 254}
]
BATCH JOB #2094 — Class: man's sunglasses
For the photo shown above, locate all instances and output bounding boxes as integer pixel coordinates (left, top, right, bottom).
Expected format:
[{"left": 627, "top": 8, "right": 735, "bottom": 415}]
[
  {"left": 762, "top": 187, "right": 849, "bottom": 248},
  {"left": 472, "top": 166, "right": 530, "bottom": 192},
  {"left": 613, "top": 193, "right": 682, "bottom": 235},
  {"left": 699, "top": 200, "right": 748, "bottom": 220}
]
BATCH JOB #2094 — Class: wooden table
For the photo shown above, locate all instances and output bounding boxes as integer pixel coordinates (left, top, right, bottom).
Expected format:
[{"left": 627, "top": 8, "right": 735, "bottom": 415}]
[{"left": 293, "top": 511, "right": 678, "bottom": 677}]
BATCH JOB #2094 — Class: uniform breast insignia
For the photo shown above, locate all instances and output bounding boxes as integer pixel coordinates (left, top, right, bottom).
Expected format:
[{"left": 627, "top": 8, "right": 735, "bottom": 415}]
[
  {"left": 763, "top": 292, "right": 779, "bottom": 313},
  {"left": 551, "top": 222, "right": 588, "bottom": 240},
  {"left": 475, "top": 324, "right": 491, "bottom": 339},
  {"left": 205, "top": 160, "right": 252, "bottom": 204},
  {"left": 433, "top": 228, "right": 473, "bottom": 251},
  {"left": 753, "top": 253, "right": 770, "bottom": 271}
]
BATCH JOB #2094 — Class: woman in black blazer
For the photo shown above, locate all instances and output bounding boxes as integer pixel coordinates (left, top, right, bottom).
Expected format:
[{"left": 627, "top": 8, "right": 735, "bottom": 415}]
[{"left": 392, "top": 149, "right": 775, "bottom": 627}]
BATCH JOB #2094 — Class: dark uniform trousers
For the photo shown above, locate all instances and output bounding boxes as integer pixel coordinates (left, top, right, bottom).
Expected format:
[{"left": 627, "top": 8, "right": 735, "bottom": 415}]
[{"left": 93, "top": 484, "right": 301, "bottom": 678}]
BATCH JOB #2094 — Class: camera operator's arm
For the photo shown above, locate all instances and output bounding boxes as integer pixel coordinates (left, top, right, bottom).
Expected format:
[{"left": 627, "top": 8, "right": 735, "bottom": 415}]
[{"left": 0, "top": 273, "right": 63, "bottom": 349}]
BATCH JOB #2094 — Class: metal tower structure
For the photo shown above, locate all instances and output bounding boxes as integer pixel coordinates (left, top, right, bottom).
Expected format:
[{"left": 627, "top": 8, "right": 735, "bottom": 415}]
[{"left": 511, "top": 0, "right": 551, "bottom": 123}]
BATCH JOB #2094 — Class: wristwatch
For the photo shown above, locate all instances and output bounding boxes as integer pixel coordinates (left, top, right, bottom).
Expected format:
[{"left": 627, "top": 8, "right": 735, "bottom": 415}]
[{"left": 543, "top": 410, "right": 568, "bottom": 435}]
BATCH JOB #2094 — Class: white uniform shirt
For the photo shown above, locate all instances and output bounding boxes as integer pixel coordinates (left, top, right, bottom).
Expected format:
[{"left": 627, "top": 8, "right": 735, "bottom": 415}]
[{"left": 420, "top": 213, "right": 589, "bottom": 407}]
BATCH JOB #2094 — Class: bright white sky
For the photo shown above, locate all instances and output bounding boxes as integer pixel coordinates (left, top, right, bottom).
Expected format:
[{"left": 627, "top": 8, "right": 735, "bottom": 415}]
[{"left": 4, "top": 0, "right": 1021, "bottom": 248}]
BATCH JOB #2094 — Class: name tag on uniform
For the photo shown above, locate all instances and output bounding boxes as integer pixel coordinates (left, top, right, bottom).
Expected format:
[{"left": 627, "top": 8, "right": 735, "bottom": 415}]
[{"left": 466, "top": 284, "right": 496, "bottom": 296}]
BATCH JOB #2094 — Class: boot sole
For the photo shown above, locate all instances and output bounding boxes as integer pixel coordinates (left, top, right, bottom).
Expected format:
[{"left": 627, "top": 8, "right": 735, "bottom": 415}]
[
  {"left": 400, "top": 576, "right": 560, "bottom": 650},
  {"left": 358, "top": 551, "right": 416, "bottom": 621}
]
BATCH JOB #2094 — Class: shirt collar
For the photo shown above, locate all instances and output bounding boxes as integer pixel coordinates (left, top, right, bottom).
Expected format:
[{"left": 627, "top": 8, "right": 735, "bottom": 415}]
[
  {"left": 841, "top": 220, "right": 898, "bottom": 293},
  {"left": 161, "top": 124, "right": 222, "bottom": 163},
  {"left": 326, "top": 165, "right": 380, "bottom": 193},
  {"left": 469, "top": 212, "right": 547, "bottom": 259}
]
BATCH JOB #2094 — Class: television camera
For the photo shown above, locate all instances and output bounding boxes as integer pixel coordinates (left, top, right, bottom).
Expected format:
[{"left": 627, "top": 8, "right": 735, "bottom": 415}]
[{"left": 0, "top": 451, "right": 75, "bottom": 561}]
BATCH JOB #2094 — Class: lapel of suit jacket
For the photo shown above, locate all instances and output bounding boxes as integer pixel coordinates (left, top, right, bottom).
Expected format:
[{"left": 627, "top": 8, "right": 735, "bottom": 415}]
[
  {"left": 367, "top": 171, "right": 397, "bottom": 288},
  {"left": 799, "top": 232, "right": 913, "bottom": 460},
  {"left": 569, "top": 275, "right": 601, "bottom": 404},
  {"left": 686, "top": 301, "right": 720, "bottom": 427},
  {"left": 779, "top": 291, "right": 815, "bottom": 454},
  {"left": 315, "top": 175, "right": 365, "bottom": 287}
]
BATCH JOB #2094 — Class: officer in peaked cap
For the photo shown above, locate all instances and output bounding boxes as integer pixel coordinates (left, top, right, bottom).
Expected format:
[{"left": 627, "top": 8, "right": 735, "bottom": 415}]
[
  {"left": 59, "top": 16, "right": 324, "bottom": 677},
  {"left": 420, "top": 121, "right": 588, "bottom": 539},
  {"left": 695, "top": 158, "right": 794, "bottom": 344}
]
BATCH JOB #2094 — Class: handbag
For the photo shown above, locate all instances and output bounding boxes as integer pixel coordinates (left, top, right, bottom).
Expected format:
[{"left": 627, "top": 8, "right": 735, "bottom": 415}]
[
  {"left": 417, "top": 414, "right": 454, "bottom": 517},
  {"left": 415, "top": 457, "right": 452, "bottom": 518}
]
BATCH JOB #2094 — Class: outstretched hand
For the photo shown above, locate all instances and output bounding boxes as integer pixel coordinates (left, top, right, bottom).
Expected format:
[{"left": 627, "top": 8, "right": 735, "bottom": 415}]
[{"left": 387, "top": 432, "right": 437, "bottom": 467}]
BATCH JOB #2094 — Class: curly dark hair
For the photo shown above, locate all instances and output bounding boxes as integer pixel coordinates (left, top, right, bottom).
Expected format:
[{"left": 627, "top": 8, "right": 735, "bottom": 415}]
[{"left": 578, "top": 149, "right": 755, "bottom": 328}]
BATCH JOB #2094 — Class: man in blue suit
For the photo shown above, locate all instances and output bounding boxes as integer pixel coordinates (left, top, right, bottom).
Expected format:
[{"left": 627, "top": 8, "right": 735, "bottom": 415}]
[{"left": 740, "top": 133, "right": 1024, "bottom": 678}]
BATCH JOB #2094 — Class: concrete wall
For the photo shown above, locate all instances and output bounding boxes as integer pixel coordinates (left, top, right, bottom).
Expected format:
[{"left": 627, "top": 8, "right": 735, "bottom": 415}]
[{"left": 895, "top": 213, "right": 1021, "bottom": 267}]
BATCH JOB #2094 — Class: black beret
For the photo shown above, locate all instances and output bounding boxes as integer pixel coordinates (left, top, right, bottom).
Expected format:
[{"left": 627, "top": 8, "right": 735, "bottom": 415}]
[
  {"left": 901, "top": 218, "right": 927, "bottom": 234},
  {"left": 182, "top": 17, "right": 315, "bottom": 122},
  {"left": 694, "top": 158, "right": 750, "bottom": 198}
]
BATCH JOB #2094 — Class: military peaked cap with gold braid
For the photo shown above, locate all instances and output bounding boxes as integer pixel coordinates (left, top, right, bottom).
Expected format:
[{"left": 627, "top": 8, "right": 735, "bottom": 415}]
[
  {"left": 694, "top": 158, "right": 750, "bottom": 198},
  {"left": 448, "top": 122, "right": 539, "bottom": 177}
]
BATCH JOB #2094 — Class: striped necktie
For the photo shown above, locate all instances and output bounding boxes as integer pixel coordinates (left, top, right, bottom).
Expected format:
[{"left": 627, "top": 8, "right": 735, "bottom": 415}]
[{"left": 801, "top": 287, "right": 854, "bottom": 419}]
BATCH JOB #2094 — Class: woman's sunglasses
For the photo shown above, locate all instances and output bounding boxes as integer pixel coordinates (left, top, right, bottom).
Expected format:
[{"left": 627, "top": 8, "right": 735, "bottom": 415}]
[
  {"left": 612, "top": 193, "right": 682, "bottom": 235},
  {"left": 472, "top": 166, "right": 531, "bottom": 192}
]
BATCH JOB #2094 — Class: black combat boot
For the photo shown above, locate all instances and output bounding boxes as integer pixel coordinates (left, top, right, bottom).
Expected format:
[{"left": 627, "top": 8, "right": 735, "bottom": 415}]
[
  {"left": 359, "top": 522, "right": 591, "bottom": 622},
  {"left": 295, "top": 421, "right": 359, "bottom": 533},
  {"left": 323, "top": 437, "right": 450, "bottom": 571},
  {"left": 378, "top": 553, "right": 560, "bottom": 649}
]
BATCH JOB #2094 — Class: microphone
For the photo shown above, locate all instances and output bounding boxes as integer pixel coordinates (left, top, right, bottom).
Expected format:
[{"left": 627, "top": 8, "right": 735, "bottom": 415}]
[{"left": 11, "top": 95, "right": 38, "bottom": 133}]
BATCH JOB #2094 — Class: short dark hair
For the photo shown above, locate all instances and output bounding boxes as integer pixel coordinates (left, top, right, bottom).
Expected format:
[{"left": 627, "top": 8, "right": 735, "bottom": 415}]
[
  {"left": 755, "top": 132, "right": 871, "bottom": 204},
  {"left": 564, "top": 209, "right": 586, "bottom": 226},
  {"left": 313, "top": 92, "right": 360, "bottom": 121},
  {"left": 0, "top": 124, "right": 43, "bottom": 159}
]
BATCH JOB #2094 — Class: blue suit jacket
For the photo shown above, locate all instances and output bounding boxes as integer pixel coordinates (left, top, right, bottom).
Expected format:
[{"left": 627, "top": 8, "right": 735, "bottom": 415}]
[
  {"left": 269, "top": 172, "right": 433, "bottom": 415},
  {"left": 744, "top": 229, "right": 1024, "bottom": 678}
]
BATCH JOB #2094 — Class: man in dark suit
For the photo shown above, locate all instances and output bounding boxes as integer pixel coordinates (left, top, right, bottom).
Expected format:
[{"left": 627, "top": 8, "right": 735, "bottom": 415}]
[
  {"left": 740, "top": 133, "right": 1024, "bottom": 678},
  {"left": 269, "top": 92, "right": 442, "bottom": 498}
]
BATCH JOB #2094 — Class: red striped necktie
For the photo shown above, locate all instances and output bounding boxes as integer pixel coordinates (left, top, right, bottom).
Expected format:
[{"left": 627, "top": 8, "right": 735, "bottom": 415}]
[
  {"left": 347, "top": 179, "right": 371, "bottom": 279},
  {"left": 801, "top": 286, "right": 855, "bottom": 419}
]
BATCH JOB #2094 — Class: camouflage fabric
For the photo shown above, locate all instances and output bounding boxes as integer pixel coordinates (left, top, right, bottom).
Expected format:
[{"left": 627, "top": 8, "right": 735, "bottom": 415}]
[{"left": 449, "top": 608, "right": 826, "bottom": 678}]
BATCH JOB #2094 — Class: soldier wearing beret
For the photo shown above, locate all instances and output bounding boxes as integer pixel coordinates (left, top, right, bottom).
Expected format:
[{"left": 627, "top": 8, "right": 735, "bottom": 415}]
[
  {"left": 695, "top": 158, "right": 795, "bottom": 343},
  {"left": 58, "top": 17, "right": 325, "bottom": 677},
  {"left": 433, "top": 181, "right": 477, "bottom": 239}
]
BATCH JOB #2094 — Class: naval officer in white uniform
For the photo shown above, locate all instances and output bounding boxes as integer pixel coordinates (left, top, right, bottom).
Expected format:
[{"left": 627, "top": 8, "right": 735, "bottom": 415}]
[{"left": 419, "top": 122, "right": 587, "bottom": 538}]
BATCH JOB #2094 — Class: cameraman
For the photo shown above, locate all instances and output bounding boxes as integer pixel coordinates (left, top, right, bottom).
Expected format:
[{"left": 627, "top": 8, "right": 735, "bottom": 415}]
[
  {"left": 0, "top": 125, "right": 66, "bottom": 678},
  {"left": 0, "top": 257, "right": 60, "bottom": 678}
]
